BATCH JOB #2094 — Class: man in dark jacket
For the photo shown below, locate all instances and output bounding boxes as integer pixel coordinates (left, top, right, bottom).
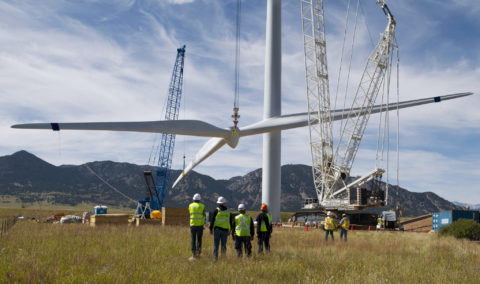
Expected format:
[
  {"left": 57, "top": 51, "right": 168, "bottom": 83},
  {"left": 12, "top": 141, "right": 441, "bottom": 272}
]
[
  {"left": 255, "top": 203, "right": 272, "bottom": 253},
  {"left": 209, "top": 196, "right": 234, "bottom": 260},
  {"left": 233, "top": 203, "right": 254, "bottom": 257}
]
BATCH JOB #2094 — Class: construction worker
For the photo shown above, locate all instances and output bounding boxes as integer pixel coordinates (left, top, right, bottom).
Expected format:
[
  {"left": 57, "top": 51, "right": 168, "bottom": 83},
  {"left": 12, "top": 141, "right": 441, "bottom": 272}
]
[
  {"left": 233, "top": 204, "right": 254, "bottom": 257},
  {"left": 377, "top": 215, "right": 383, "bottom": 230},
  {"left": 209, "top": 196, "right": 233, "bottom": 260},
  {"left": 255, "top": 203, "right": 272, "bottom": 253},
  {"left": 339, "top": 213, "right": 350, "bottom": 242},
  {"left": 188, "top": 193, "right": 205, "bottom": 259},
  {"left": 324, "top": 211, "right": 336, "bottom": 241}
]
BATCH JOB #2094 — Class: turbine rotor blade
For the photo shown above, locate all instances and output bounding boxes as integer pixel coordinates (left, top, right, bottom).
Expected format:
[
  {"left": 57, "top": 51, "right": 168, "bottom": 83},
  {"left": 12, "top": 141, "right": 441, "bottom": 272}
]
[
  {"left": 337, "top": 92, "right": 474, "bottom": 120},
  {"left": 172, "top": 137, "right": 227, "bottom": 188},
  {"left": 239, "top": 92, "right": 473, "bottom": 136},
  {"left": 11, "top": 120, "right": 231, "bottom": 138}
]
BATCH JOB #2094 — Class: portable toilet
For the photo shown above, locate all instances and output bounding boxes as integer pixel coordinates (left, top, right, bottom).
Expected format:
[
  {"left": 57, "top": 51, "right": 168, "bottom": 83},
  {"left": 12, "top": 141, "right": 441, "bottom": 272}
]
[{"left": 94, "top": 205, "right": 108, "bottom": 215}]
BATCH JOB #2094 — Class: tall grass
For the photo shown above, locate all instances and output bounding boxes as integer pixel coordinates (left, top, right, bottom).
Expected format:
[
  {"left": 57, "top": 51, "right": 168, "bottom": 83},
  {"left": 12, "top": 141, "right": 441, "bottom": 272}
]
[{"left": 0, "top": 221, "right": 479, "bottom": 283}]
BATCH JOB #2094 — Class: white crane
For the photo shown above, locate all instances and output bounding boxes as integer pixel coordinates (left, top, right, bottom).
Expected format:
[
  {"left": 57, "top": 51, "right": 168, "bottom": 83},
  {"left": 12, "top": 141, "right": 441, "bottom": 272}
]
[{"left": 302, "top": 0, "right": 397, "bottom": 210}]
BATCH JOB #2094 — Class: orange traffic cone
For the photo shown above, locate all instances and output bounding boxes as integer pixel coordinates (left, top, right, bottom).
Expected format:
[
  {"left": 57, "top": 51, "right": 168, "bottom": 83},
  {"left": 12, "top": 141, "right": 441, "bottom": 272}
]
[
  {"left": 350, "top": 225, "right": 354, "bottom": 232},
  {"left": 306, "top": 225, "right": 309, "bottom": 232},
  {"left": 368, "top": 226, "right": 371, "bottom": 231}
]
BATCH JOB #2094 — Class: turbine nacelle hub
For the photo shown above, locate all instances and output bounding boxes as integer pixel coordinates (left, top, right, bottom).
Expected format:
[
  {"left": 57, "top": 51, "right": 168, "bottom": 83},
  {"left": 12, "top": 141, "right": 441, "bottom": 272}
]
[{"left": 226, "top": 127, "right": 240, "bottom": 148}]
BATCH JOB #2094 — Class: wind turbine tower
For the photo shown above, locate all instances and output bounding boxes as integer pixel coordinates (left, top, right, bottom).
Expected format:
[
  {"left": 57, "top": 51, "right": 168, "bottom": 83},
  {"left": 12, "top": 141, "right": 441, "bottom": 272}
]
[{"left": 262, "top": 0, "right": 282, "bottom": 222}]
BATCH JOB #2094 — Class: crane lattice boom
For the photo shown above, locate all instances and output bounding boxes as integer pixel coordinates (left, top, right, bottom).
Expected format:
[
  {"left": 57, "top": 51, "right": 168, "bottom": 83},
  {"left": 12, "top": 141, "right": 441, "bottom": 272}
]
[
  {"left": 143, "top": 45, "right": 186, "bottom": 213},
  {"left": 331, "top": 3, "right": 395, "bottom": 198},
  {"left": 301, "top": 0, "right": 334, "bottom": 204}
]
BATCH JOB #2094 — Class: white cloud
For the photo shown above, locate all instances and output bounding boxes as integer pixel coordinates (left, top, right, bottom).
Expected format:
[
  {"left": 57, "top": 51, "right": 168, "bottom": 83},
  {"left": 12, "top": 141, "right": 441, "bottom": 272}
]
[
  {"left": 437, "top": 0, "right": 480, "bottom": 15},
  {"left": 167, "top": 0, "right": 195, "bottom": 4}
]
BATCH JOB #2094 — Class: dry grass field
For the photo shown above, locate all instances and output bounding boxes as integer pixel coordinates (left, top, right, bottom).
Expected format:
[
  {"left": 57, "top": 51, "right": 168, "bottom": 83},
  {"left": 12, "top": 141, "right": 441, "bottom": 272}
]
[{"left": 0, "top": 210, "right": 479, "bottom": 283}]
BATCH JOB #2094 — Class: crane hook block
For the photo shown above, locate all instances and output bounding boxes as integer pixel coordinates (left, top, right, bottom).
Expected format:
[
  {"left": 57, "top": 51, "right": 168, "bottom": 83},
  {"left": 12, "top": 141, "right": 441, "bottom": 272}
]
[{"left": 232, "top": 107, "right": 240, "bottom": 133}]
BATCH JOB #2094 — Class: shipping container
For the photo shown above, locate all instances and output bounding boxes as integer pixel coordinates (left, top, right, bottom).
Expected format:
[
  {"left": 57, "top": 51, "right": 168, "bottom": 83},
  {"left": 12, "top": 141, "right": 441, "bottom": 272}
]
[{"left": 432, "top": 210, "right": 479, "bottom": 232}]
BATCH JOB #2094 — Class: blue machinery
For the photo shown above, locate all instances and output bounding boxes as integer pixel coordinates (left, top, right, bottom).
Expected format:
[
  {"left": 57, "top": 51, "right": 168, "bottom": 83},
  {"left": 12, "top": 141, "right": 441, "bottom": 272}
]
[{"left": 137, "top": 45, "right": 186, "bottom": 217}]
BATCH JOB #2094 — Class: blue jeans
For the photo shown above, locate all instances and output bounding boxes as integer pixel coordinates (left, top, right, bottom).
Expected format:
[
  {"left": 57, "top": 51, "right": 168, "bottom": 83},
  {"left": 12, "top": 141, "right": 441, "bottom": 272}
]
[
  {"left": 213, "top": 228, "right": 228, "bottom": 259},
  {"left": 325, "top": 229, "right": 334, "bottom": 241},
  {"left": 340, "top": 228, "right": 348, "bottom": 241},
  {"left": 190, "top": 226, "right": 204, "bottom": 256}
]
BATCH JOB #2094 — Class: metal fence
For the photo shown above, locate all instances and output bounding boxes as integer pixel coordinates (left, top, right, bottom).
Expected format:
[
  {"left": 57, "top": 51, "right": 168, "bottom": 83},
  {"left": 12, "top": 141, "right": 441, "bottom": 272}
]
[{"left": 0, "top": 218, "right": 16, "bottom": 238}]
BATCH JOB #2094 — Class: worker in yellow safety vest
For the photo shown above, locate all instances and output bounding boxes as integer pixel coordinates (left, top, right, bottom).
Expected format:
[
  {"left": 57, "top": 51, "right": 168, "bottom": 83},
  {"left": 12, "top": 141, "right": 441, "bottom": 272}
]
[
  {"left": 339, "top": 213, "right": 350, "bottom": 242},
  {"left": 209, "top": 196, "right": 233, "bottom": 260},
  {"left": 255, "top": 203, "right": 272, "bottom": 253},
  {"left": 188, "top": 193, "right": 205, "bottom": 259},
  {"left": 324, "top": 211, "right": 336, "bottom": 241},
  {"left": 233, "top": 204, "right": 254, "bottom": 257},
  {"left": 377, "top": 216, "right": 383, "bottom": 230}
]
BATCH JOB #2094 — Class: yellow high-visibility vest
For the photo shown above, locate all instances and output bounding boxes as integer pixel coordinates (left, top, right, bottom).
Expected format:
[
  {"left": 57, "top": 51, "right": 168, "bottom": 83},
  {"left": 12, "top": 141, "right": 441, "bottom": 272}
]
[
  {"left": 214, "top": 209, "right": 231, "bottom": 231},
  {"left": 235, "top": 214, "right": 251, "bottom": 237},
  {"left": 324, "top": 217, "right": 335, "bottom": 230},
  {"left": 260, "top": 213, "right": 272, "bottom": 232},
  {"left": 341, "top": 218, "right": 350, "bottom": 229},
  {"left": 188, "top": 202, "right": 205, "bottom": 226}
]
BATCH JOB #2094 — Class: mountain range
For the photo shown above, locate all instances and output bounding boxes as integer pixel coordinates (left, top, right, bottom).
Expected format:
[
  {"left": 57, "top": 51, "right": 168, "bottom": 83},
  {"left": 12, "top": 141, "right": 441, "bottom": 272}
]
[
  {"left": 452, "top": 201, "right": 480, "bottom": 210},
  {"left": 0, "top": 151, "right": 465, "bottom": 216}
]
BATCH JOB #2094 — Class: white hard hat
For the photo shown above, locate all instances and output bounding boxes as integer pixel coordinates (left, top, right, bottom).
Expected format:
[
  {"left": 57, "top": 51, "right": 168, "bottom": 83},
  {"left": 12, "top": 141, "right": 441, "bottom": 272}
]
[
  {"left": 327, "top": 211, "right": 332, "bottom": 216},
  {"left": 238, "top": 204, "right": 246, "bottom": 211},
  {"left": 193, "top": 193, "right": 201, "bottom": 201},
  {"left": 217, "top": 196, "right": 227, "bottom": 204}
]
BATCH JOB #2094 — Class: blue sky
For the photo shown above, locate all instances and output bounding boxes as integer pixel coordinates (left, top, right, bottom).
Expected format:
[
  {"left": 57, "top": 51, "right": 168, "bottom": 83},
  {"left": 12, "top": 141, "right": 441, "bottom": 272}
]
[{"left": 1, "top": 0, "right": 479, "bottom": 204}]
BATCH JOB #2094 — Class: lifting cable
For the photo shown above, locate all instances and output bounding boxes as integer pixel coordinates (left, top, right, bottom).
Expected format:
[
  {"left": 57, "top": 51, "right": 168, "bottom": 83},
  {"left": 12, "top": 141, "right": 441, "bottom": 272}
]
[
  {"left": 232, "top": 0, "right": 242, "bottom": 133},
  {"left": 84, "top": 164, "right": 137, "bottom": 204},
  {"left": 374, "top": 36, "right": 399, "bottom": 207},
  {"left": 147, "top": 89, "right": 169, "bottom": 167},
  {"left": 395, "top": 40, "right": 400, "bottom": 211},
  {"left": 147, "top": 135, "right": 159, "bottom": 166},
  {"left": 359, "top": 1, "right": 375, "bottom": 50},
  {"left": 338, "top": 0, "right": 360, "bottom": 136},
  {"left": 333, "top": 0, "right": 352, "bottom": 112},
  {"left": 375, "top": 73, "right": 385, "bottom": 168},
  {"left": 385, "top": 41, "right": 395, "bottom": 200},
  {"left": 182, "top": 65, "right": 187, "bottom": 171},
  {"left": 386, "top": 38, "right": 401, "bottom": 207}
]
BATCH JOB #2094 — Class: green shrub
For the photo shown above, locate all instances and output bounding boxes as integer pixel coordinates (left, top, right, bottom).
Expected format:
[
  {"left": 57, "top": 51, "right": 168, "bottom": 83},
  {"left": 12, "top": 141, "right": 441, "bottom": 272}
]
[{"left": 439, "top": 218, "right": 480, "bottom": 240}]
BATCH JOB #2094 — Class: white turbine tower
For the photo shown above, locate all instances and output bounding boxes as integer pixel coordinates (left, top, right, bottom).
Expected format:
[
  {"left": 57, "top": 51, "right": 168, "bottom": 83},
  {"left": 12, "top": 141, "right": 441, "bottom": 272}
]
[
  {"left": 11, "top": 0, "right": 473, "bottom": 222},
  {"left": 262, "top": 0, "right": 282, "bottom": 222}
]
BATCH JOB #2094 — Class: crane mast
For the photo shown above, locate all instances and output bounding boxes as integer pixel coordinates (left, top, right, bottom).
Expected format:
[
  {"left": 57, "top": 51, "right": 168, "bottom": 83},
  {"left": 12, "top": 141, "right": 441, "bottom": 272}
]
[
  {"left": 155, "top": 45, "right": 186, "bottom": 208},
  {"left": 301, "top": 0, "right": 334, "bottom": 204},
  {"left": 139, "top": 45, "right": 186, "bottom": 216},
  {"left": 302, "top": 1, "right": 396, "bottom": 209}
]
